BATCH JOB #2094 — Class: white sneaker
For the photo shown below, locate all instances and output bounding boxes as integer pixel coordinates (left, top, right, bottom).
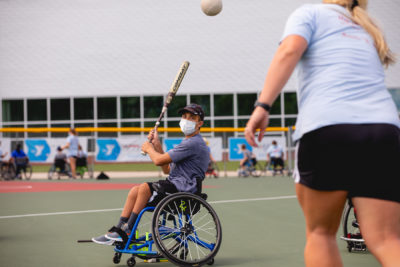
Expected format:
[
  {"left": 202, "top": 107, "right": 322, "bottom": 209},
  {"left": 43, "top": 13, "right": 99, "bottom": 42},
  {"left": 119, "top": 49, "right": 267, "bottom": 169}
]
[{"left": 91, "top": 234, "right": 115, "bottom": 245}]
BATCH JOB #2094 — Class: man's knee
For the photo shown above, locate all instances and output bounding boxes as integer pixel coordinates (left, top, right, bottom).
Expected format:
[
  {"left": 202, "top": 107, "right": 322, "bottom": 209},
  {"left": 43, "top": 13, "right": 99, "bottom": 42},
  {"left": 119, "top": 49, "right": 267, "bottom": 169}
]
[{"left": 138, "top": 183, "right": 151, "bottom": 195}]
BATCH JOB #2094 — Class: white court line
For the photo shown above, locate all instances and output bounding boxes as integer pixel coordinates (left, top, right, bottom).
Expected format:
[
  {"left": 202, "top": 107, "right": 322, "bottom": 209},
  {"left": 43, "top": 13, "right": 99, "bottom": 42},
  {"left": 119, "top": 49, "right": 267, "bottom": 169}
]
[{"left": 0, "top": 195, "right": 296, "bottom": 219}]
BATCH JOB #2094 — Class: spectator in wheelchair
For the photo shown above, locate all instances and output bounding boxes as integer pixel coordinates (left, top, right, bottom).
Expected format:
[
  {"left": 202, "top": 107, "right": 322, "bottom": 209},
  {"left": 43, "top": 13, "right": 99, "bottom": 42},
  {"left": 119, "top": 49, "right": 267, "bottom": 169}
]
[
  {"left": 266, "top": 140, "right": 284, "bottom": 175},
  {"left": 61, "top": 128, "right": 79, "bottom": 179},
  {"left": 239, "top": 144, "right": 254, "bottom": 170},
  {"left": 54, "top": 146, "right": 70, "bottom": 176},
  {"left": 92, "top": 103, "right": 210, "bottom": 245},
  {"left": 76, "top": 145, "right": 88, "bottom": 167},
  {"left": 10, "top": 144, "right": 29, "bottom": 179}
]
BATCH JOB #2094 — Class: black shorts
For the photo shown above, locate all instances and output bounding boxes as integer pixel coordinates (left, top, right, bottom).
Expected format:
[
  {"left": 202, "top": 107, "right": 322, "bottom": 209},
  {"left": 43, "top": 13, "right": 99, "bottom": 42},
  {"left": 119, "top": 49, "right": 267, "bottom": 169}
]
[
  {"left": 294, "top": 123, "right": 400, "bottom": 203},
  {"left": 147, "top": 179, "right": 179, "bottom": 195}
]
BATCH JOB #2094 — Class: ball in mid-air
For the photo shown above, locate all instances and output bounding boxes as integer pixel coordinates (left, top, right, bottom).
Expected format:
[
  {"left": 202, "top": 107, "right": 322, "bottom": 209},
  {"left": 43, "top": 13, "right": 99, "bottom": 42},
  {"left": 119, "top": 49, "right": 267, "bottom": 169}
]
[{"left": 201, "top": 0, "right": 223, "bottom": 16}]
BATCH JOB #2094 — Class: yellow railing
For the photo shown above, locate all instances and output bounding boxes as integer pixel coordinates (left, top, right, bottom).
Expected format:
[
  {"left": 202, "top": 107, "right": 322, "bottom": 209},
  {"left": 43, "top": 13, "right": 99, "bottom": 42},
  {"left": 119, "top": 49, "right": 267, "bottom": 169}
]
[{"left": 0, "top": 127, "right": 292, "bottom": 133}]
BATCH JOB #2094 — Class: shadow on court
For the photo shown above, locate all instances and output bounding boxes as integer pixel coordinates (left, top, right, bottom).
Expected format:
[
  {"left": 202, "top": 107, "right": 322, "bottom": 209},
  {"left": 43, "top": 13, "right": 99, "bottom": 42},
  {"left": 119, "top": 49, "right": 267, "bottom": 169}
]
[{"left": 0, "top": 176, "right": 379, "bottom": 267}]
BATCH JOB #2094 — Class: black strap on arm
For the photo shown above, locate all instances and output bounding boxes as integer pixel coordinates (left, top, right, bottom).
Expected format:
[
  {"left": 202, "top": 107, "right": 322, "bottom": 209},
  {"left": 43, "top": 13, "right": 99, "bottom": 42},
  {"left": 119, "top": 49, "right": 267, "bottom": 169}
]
[{"left": 108, "top": 226, "right": 129, "bottom": 244}]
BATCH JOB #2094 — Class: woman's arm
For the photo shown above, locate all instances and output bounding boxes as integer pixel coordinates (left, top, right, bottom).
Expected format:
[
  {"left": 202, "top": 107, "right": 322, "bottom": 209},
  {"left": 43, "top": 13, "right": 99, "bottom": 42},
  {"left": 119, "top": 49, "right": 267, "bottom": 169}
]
[{"left": 245, "top": 35, "right": 308, "bottom": 147}]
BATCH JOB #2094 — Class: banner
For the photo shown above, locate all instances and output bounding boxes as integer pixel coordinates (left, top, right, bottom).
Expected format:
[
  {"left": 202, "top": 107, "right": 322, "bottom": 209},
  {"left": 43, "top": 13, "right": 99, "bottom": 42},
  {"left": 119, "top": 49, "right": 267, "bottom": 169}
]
[
  {"left": 22, "top": 138, "right": 88, "bottom": 163},
  {"left": 229, "top": 137, "right": 286, "bottom": 161}
]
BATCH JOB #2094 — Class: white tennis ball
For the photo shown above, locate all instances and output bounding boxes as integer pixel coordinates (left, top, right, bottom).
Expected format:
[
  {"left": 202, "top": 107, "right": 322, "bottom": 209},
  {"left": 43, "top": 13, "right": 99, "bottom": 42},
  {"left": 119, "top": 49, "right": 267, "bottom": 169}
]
[{"left": 201, "top": 0, "right": 223, "bottom": 16}]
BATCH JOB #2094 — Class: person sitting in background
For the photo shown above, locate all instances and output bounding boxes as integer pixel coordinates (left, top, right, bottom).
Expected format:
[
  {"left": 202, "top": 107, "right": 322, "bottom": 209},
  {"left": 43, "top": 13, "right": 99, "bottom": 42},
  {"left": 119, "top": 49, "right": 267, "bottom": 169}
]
[
  {"left": 266, "top": 140, "right": 284, "bottom": 175},
  {"left": 54, "top": 146, "right": 69, "bottom": 176},
  {"left": 11, "top": 144, "right": 29, "bottom": 179},
  {"left": 239, "top": 144, "right": 253, "bottom": 170}
]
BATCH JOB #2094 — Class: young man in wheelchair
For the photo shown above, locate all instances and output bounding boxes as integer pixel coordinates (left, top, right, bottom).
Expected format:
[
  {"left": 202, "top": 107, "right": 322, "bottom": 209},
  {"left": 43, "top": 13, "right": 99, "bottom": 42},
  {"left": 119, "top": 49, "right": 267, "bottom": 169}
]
[{"left": 92, "top": 104, "right": 210, "bottom": 245}]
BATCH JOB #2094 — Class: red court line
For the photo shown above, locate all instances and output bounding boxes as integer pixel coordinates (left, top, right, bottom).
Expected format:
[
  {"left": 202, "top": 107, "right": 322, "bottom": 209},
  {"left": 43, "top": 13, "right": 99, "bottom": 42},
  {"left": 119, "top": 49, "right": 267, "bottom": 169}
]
[{"left": 0, "top": 181, "right": 216, "bottom": 193}]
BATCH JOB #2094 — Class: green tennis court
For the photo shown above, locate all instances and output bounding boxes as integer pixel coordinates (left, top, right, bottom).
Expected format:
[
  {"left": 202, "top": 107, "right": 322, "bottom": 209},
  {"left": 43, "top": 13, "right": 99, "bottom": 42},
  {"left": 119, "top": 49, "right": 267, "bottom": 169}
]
[{"left": 0, "top": 176, "right": 379, "bottom": 267}]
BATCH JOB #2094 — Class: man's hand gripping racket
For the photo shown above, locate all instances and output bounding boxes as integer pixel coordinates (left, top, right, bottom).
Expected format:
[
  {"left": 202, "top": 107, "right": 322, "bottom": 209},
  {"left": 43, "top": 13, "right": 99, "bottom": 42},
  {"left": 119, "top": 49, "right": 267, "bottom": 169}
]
[{"left": 141, "top": 61, "right": 190, "bottom": 155}]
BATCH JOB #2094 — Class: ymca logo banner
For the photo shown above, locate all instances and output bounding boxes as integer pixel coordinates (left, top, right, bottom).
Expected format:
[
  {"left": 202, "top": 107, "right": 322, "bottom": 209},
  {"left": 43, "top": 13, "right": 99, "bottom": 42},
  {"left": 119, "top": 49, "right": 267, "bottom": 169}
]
[
  {"left": 96, "top": 139, "right": 121, "bottom": 161},
  {"left": 25, "top": 139, "right": 50, "bottom": 162}
]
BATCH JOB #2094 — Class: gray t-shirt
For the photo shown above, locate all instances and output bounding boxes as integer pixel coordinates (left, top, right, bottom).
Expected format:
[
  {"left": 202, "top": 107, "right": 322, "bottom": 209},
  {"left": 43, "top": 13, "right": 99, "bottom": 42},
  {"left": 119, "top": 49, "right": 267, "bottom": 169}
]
[{"left": 167, "top": 134, "right": 209, "bottom": 193}]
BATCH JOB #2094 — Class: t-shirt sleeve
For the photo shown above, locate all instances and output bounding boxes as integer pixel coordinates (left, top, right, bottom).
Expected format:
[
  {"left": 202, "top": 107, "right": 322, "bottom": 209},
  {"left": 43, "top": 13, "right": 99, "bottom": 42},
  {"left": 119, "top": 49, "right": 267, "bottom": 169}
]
[
  {"left": 281, "top": 4, "right": 316, "bottom": 44},
  {"left": 168, "top": 140, "right": 195, "bottom": 163}
]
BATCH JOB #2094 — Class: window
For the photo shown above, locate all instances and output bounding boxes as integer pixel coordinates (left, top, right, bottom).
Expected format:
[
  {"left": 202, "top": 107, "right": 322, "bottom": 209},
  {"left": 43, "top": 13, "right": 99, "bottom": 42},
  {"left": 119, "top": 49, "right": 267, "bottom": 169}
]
[
  {"left": 2, "top": 124, "right": 24, "bottom": 138},
  {"left": 27, "top": 124, "right": 47, "bottom": 138},
  {"left": 284, "top": 92, "right": 298, "bottom": 114},
  {"left": 28, "top": 99, "right": 47, "bottom": 121},
  {"left": 51, "top": 99, "right": 70, "bottom": 121},
  {"left": 2, "top": 100, "right": 24, "bottom": 122},
  {"left": 74, "top": 98, "right": 93, "bottom": 120},
  {"left": 190, "top": 95, "right": 210, "bottom": 118},
  {"left": 270, "top": 95, "right": 281, "bottom": 115},
  {"left": 98, "top": 97, "right": 116, "bottom": 119},
  {"left": 167, "top": 95, "right": 186, "bottom": 118},
  {"left": 144, "top": 121, "right": 164, "bottom": 128},
  {"left": 98, "top": 122, "right": 117, "bottom": 137},
  {"left": 268, "top": 118, "right": 282, "bottom": 127},
  {"left": 238, "top": 119, "right": 249, "bottom": 127},
  {"left": 121, "top": 122, "right": 141, "bottom": 135},
  {"left": 214, "top": 94, "right": 233, "bottom": 116},
  {"left": 237, "top": 93, "right": 257, "bottom": 115},
  {"left": 121, "top": 97, "right": 140, "bottom": 119},
  {"left": 214, "top": 120, "right": 234, "bottom": 127},
  {"left": 284, "top": 118, "right": 297, "bottom": 127},
  {"left": 74, "top": 123, "right": 94, "bottom": 137},
  {"left": 143, "top": 96, "right": 163, "bottom": 118},
  {"left": 50, "top": 123, "right": 70, "bottom": 138}
]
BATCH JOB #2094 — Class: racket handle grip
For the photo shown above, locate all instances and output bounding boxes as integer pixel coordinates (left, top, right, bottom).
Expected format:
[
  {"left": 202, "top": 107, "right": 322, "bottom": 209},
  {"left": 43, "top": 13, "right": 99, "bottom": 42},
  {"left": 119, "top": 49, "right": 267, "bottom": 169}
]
[{"left": 141, "top": 151, "right": 147, "bottom": 156}]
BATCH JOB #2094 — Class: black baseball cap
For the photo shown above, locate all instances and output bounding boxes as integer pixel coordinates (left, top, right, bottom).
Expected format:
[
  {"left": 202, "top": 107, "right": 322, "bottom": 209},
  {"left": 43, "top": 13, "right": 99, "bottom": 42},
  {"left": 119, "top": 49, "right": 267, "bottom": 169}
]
[{"left": 178, "top": 103, "right": 205, "bottom": 121}]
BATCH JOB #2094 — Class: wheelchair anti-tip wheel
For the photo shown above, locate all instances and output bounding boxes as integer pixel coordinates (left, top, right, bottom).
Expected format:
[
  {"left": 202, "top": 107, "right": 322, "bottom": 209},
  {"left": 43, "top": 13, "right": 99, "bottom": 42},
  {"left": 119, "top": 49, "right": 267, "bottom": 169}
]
[{"left": 152, "top": 193, "right": 222, "bottom": 267}]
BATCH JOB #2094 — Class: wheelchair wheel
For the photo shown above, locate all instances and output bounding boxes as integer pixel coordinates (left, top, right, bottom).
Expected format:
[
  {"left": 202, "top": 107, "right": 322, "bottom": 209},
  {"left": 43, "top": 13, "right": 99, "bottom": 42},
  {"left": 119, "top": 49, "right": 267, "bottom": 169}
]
[
  {"left": 342, "top": 201, "right": 366, "bottom": 252},
  {"left": 48, "top": 165, "right": 56, "bottom": 180},
  {"left": 23, "top": 164, "right": 33, "bottom": 180},
  {"left": 250, "top": 163, "right": 263, "bottom": 177},
  {"left": 152, "top": 193, "right": 222, "bottom": 267}
]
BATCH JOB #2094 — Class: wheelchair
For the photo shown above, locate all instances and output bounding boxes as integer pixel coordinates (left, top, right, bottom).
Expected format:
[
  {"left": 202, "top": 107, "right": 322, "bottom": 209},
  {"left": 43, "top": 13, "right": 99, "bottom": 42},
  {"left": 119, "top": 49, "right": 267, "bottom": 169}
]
[
  {"left": 48, "top": 159, "right": 71, "bottom": 179},
  {"left": 107, "top": 192, "right": 222, "bottom": 267},
  {"left": 0, "top": 161, "right": 16, "bottom": 180},
  {"left": 1, "top": 158, "right": 32, "bottom": 180},
  {"left": 238, "top": 158, "right": 262, "bottom": 177},
  {"left": 205, "top": 162, "right": 219, "bottom": 178},
  {"left": 76, "top": 156, "right": 94, "bottom": 179},
  {"left": 340, "top": 199, "right": 367, "bottom": 252}
]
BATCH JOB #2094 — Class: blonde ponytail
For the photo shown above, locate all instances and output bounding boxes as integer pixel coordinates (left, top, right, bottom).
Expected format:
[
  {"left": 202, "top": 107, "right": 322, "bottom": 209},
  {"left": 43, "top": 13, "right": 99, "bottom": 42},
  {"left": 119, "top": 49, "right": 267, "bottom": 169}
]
[{"left": 323, "top": 0, "right": 396, "bottom": 67}]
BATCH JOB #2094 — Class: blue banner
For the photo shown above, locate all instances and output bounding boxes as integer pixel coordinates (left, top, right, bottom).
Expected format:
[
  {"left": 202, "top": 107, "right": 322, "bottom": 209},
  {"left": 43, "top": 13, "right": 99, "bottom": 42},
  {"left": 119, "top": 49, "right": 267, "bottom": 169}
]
[
  {"left": 228, "top": 138, "right": 252, "bottom": 161},
  {"left": 25, "top": 139, "right": 50, "bottom": 162},
  {"left": 96, "top": 139, "right": 121, "bottom": 161}
]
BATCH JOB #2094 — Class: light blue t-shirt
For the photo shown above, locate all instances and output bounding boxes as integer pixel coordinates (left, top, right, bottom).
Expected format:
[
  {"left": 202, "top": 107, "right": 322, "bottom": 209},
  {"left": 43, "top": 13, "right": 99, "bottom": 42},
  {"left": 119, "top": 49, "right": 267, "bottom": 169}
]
[
  {"left": 66, "top": 134, "right": 79, "bottom": 157},
  {"left": 266, "top": 145, "right": 283, "bottom": 158},
  {"left": 281, "top": 4, "right": 400, "bottom": 141},
  {"left": 167, "top": 134, "right": 209, "bottom": 193}
]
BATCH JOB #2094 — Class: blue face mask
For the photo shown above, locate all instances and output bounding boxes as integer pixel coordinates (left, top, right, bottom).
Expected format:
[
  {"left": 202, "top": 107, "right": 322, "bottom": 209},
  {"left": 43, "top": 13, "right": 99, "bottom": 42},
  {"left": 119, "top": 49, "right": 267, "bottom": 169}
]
[{"left": 179, "top": 119, "right": 197, "bottom": 136}]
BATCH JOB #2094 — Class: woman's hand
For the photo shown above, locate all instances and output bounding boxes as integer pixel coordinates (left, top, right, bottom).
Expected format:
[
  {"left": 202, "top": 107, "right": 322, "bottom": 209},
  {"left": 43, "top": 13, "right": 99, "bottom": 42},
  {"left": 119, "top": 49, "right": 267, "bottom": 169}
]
[{"left": 244, "top": 106, "right": 270, "bottom": 147}]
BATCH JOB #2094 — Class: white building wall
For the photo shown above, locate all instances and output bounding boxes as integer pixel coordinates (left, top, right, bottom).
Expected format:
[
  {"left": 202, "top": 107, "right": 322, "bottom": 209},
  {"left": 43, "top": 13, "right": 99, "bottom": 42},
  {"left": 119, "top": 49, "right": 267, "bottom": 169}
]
[{"left": 0, "top": 0, "right": 399, "bottom": 99}]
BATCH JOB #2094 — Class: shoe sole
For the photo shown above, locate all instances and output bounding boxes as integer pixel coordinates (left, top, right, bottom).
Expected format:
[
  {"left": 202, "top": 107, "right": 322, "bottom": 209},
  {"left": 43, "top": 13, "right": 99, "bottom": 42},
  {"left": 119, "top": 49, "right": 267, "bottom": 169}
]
[{"left": 91, "top": 237, "right": 115, "bottom": 246}]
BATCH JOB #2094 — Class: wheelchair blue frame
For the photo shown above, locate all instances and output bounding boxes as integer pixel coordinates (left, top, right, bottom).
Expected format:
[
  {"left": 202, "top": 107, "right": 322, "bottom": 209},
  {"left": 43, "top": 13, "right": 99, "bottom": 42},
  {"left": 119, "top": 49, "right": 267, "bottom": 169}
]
[{"left": 114, "top": 205, "right": 216, "bottom": 256}]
